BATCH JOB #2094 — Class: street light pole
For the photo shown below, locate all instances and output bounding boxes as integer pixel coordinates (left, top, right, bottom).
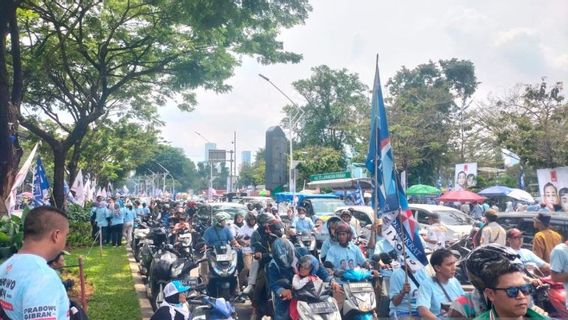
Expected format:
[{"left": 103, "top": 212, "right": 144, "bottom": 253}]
[{"left": 259, "top": 74, "right": 304, "bottom": 204}]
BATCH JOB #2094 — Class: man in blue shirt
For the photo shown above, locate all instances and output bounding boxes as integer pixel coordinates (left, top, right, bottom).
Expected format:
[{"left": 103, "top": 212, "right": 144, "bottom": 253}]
[
  {"left": 94, "top": 201, "right": 111, "bottom": 244},
  {"left": 506, "top": 228, "right": 550, "bottom": 274},
  {"left": 0, "top": 206, "right": 70, "bottom": 320},
  {"left": 202, "top": 212, "right": 240, "bottom": 248},
  {"left": 292, "top": 207, "right": 314, "bottom": 233},
  {"left": 389, "top": 264, "right": 429, "bottom": 318},
  {"left": 417, "top": 248, "right": 465, "bottom": 319},
  {"left": 550, "top": 240, "right": 568, "bottom": 311}
]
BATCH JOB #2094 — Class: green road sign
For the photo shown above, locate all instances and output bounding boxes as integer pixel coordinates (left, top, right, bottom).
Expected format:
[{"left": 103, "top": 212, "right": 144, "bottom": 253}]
[{"left": 309, "top": 171, "right": 351, "bottom": 181}]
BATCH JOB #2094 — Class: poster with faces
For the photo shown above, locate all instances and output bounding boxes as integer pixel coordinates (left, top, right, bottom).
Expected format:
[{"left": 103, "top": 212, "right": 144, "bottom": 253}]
[
  {"left": 537, "top": 166, "right": 568, "bottom": 212},
  {"left": 454, "top": 163, "right": 477, "bottom": 191}
]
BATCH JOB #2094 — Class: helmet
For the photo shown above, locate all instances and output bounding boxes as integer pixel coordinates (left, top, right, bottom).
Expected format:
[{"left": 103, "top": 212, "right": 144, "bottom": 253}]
[
  {"left": 326, "top": 216, "right": 342, "bottom": 236},
  {"left": 245, "top": 212, "right": 257, "bottom": 225},
  {"left": 272, "top": 238, "right": 295, "bottom": 269},
  {"left": 297, "top": 255, "right": 319, "bottom": 275},
  {"left": 339, "top": 209, "right": 352, "bottom": 218},
  {"left": 465, "top": 243, "right": 524, "bottom": 291},
  {"left": 257, "top": 213, "right": 275, "bottom": 229},
  {"left": 214, "top": 212, "right": 231, "bottom": 226},
  {"left": 335, "top": 222, "right": 353, "bottom": 243},
  {"left": 266, "top": 220, "right": 284, "bottom": 239}
]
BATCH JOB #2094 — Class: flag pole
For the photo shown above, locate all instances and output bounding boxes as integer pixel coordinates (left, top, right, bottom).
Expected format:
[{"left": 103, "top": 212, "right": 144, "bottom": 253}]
[{"left": 395, "top": 172, "right": 412, "bottom": 315}]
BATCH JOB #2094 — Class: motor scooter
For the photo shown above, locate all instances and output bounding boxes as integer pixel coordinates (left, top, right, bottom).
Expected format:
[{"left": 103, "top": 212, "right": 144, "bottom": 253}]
[
  {"left": 340, "top": 268, "right": 377, "bottom": 320},
  {"left": 276, "top": 278, "right": 341, "bottom": 320},
  {"left": 206, "top": 244, "right": 239, "bottom": 300}
]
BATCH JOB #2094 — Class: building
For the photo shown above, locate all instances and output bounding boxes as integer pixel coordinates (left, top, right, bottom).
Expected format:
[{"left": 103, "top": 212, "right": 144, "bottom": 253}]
[
  {"left": 241, "top": 150, "right": 252, "bottom": 167},
  {"left": 204, "top": 143, "right": 217, "bottom": 162}
]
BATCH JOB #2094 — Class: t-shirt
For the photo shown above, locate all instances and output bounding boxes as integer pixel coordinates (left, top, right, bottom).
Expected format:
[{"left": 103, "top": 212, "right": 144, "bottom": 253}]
[
  {"left": 238, "top": 224, "right": 257, "bottom": 254},
  {"left": 122, "top": 208, "right": 135, "bottom": 223},
  {"left": 0, "top": 254, "right": 70, "bottom": 320},
  {"left": 416, "top": 276, "right": 465, "bottom": 317},
  {"left": 513, "top": 248, "right": 546, "bottom": 268},
  {"left": 550, "top": 242, "right": 568, "bottom": 309},
  {"left": 110, "top": 208, "right": 124, "bottom": 225},
  {"left": 292, "top": 217, "right": 314, "bottom": 233},
  {"left": 202, "top": 226, "right": 234, "bottom": 247},
  {"left": 325, "top": 243, "right": 366, "bottom": 272},
  {"left": 388, "top": 267, "right": 429, "bottom": 315},
  {"left": 95, "top": 207, "right": 110, "bottom": 227},
  {"left": 480, "top": 222, "right": 506, "bottom": 246},
  {"left": 320, "top": 238, "right": 337, "bottom": 259},
  {"left": 533, "top": 229, "right": 562, "bottom": 263},
  {"left": 425, "top": 223, "right": 448, "bottom": 250}
]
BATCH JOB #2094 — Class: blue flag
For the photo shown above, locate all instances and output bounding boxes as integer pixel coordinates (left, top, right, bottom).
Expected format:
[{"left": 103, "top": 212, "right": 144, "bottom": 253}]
[
  {"left": 33, "top": 158, "right": 50, "bottom": 206},
  {"left": 353, "top": 181, "right": 365, "bottom": 206},
  {"left": 365, "top": 59, "right": 428, "bottom": 270}
]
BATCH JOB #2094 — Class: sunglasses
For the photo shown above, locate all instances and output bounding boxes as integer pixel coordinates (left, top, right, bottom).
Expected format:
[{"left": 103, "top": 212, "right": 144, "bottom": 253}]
[{"left": 492, "top": 284, "right": 533, "bottom": 298}]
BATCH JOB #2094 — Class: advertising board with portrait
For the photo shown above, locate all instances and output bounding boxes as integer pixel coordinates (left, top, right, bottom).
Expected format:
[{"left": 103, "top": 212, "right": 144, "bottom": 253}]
[
  {"left": 454, "top": 163, "right": 477, "bottom": 191},
  {"left": 537, "top": 166, "right": 568, "bottom": 212}
]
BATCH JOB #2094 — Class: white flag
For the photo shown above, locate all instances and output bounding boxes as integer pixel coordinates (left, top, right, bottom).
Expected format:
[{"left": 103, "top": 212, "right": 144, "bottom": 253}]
[
  {"left": 101, "top": 188, "right": 107, "bottom": 199},
  {"left": 71, "top": 169, "right": 85, "bottom": 206},
  {"left": 7, "top": 143, "right": 39, "bottom": 214},
  {"left": 84, "top": 178, "right": 92, "bottom": 202}
]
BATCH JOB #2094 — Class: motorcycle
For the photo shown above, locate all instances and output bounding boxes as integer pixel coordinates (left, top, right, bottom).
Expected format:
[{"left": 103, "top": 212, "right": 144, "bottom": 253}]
[
  {"left": 147, "top": 244, "right": 205, "bottom": 311},
  {"left": 276, "top": 278, "right": 341, "bottom": 320},
  {"left": 132, "top": 219, "right": 151, "bottom": 262},
  {"left": 340, "top": 268, "right": 377, "bottom": 320},
  {"left": 206, "top": 244, "right": 239, "bottom": 300},
  {"left": 139, "top": 225, "right": 168, "bottom": 276},
  {"left": 294, "top": 231, "right": 318, "bottom": 258},
  {"left": 187, "top": 294, "right": 239, "bottom": 320}
]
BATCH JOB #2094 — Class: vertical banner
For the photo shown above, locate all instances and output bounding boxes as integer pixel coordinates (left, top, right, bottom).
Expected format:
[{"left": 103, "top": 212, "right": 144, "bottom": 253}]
[
  {"left": 454, "top": 162, "right": 478, "bottom": 191},
  {"left": 32, "top": 158, "right": 50, "bottom": 206},
  {"left": 537, "top": 167, "right": 568, "bottom": 212}
]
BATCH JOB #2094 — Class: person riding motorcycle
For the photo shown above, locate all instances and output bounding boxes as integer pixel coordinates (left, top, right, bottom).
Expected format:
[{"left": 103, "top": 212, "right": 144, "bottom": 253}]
[
  {"left": 150, "top": 280, "right": 191, "bottom": 320},
  {"left": 292, "top": 207, "right": 314, "bottom": 233},
  {"left": 200, "top": 212, "right": 241, "bottom": 283},
  {"left": 267, "top": 237, "right": 296, "bottom": 320},
  {"left": 320, "top": 216, "right": 342, "bottom": 261}
]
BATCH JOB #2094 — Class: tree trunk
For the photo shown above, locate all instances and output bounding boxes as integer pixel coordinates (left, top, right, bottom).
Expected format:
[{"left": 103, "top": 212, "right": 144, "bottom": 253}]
[
  {"left": 52, "top": 144, "right": 67, "bottom": 208},
  {"left": 0, "top": 1, "right": 23, "bottom": 215},
  {"left": 67, "top": 138, "right": 84, "bottom": 187}
]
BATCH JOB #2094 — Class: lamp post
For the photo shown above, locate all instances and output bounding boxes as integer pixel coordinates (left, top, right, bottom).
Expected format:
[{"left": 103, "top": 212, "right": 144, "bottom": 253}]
[
  {"left": 259, "top": 74, "right": 304, "bottom": 204},
  {"left": 154, "top": 161, "right": 175, "bottom": 198}
]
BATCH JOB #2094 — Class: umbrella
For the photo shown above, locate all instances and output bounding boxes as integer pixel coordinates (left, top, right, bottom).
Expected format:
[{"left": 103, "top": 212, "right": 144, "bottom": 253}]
[
  {"left": 478, "top": 185, "right": 513, "bottom": 197},
  {"left": 406, "top": 184, "right": 441, "bottom": 196},
  {"left": 507, "top": 188, "right": 535, "bottom": 203},
  {"left": 438, "top": 190, "right": 486, "bottom": 202}
]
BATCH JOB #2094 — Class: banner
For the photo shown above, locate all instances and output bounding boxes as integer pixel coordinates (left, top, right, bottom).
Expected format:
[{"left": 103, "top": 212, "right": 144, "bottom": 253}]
[
  {"left": 536, "top": 166, "right": 568, "bottom": 212},
  {"left": 32, "top": 158, "right": 50, "bottom": 206},
  {"left": 7, "top": 143, "right": 39, "bottom": 214},
  {"left": 365, "top": 59, "right": 428, "bottom": 271},
  {"left": 454, "top": 162, "right": 478, "bottom": 191}
]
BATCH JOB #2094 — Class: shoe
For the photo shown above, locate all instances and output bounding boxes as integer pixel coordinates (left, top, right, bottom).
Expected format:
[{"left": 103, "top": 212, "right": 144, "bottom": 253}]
[{"left": 243, "top": 284, "right": 254, "bottom": 295}]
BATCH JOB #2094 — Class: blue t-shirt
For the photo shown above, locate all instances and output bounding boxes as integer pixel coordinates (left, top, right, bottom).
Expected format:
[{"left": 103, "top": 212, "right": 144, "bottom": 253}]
[
  {"left": 389, "top": 267, "right": 429, "bottom": 315},
  {"left": 0, "top": 254, "right": 70, "bottom": 320},
  {"left": 320, "top": 238, "right": 337, "bottom": 258},
  {"left": 325, "top": 242, "right": 366, "bottom": 272},
  {"left": 292, "top": 216, "right": 314, "bottom": 233},
  {"left": 203, "top": 226, "right": 234, "bottom": 247},
  {"left": 550, "top": 243, "right": 568, "bottom": 309},
  {"left": 135, "top": 207, "right": 144, "bottom": 218},
  {"left": 95, "top": 207, "right": 110, "bottom": 227},
  {"left": 122, "top": 208, "right": 135, "bottom": 223},
  {"left": 110, "top": 208, "right": 124, "bottom": 225},
  {"left": 515, "top": 248, "right": 546, "bottom": 268},
  {"left": 416, "top": 276, "right": 464, "bottom": 317}
]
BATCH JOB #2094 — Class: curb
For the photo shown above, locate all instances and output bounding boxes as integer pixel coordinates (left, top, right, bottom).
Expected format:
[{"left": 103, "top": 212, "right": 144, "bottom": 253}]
[{"left": 126, "top": 247, "right": 153, "bottom": 320}]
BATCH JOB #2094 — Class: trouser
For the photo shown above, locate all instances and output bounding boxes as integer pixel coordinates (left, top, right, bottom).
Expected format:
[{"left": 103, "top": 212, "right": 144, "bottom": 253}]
[
  {"left": 111, "top": 224, "right": 123, "bottom": 246},
  {"left": 200, "top": 260, "right": 209, "bottom": 284},
  {"left": 248, "top": 259, "right": 260, "bottom": 286},
  {"left": 122, "top": 222, "right": 133, "bottom": 245},
  {"left": 100, "top": 226, "right": 111, "bottom": 244},
  {"left": 91, "top": 219, "right": 97, "bottom": 239},
  {"left": 240, "top": 252, "right": 253, "bottom": 286},
  {"left": 271, "top": 292, "right": 291, "bottom": 320}
]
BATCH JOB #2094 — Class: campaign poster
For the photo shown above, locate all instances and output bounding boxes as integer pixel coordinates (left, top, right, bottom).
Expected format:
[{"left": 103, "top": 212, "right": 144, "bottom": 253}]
[
  {"left": 454, "top": 163, "right": 477, "bottom": 191},
  {"left": 537, "top": 166, "right": 568, "bottom": 212}
]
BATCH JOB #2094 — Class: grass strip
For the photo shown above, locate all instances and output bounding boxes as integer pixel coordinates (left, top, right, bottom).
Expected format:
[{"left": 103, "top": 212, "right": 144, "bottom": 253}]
[{"left": 68, "top": 246, "right": 142, "bottom": 320}]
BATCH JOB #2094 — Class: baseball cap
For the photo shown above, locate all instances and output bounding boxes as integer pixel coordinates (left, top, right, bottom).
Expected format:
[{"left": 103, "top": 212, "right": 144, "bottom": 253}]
[
  {"left": 533, "top": 213, "right": 551, "bottom": 226},
  {"left": 506, "top": 228, "right": 523, "bottom": 239},
  {"left": 163, "top": 280, "right": 191, "bottom": 297}
]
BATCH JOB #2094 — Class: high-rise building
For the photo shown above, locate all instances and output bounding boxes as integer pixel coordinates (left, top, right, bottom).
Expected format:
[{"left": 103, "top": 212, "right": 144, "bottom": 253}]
[
  {"left": 241, "top": 151, "right": 252, "bottom": 167},
  {"left": 204, "top": 143, "right": 217, "bottom": 162}
]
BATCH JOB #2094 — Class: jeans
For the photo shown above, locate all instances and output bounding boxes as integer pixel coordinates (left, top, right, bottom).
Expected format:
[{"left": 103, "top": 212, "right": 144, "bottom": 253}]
[
  {"left": 111, "top": 224, "right": 123, "bottom": 246},
  {"left": 272, "top": 292, "right": 291, "bottom": 320},
  {"left": 248, "top": 259, "right": 260, "bottom": 285}
]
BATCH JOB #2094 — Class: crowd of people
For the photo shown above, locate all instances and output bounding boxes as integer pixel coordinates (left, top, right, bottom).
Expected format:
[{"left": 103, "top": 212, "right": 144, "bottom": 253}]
[{"left": 0, "top": 194, "right": 567, "bottom": 320}]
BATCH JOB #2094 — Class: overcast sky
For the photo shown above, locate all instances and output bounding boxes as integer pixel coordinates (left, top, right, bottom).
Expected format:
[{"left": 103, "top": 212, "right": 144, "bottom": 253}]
[{"left": 158, "top": 0, "right": 568, "bottom": 166}]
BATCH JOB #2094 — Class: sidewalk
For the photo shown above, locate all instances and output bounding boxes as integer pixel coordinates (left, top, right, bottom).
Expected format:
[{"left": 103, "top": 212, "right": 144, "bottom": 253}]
[{"left": 126, "top": 247, "right": 153, "bottom": 320}]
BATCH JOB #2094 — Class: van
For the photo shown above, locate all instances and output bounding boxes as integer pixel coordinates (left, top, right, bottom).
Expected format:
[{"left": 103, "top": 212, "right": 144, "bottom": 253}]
[{"left": 496, "top": 212, "right": 568, "bottom": 249}]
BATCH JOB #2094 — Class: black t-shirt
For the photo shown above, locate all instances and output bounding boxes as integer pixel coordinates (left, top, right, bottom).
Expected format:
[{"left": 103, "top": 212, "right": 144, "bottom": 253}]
[{"left": 150, "top": 306, "right": 186, "bottom": 320}]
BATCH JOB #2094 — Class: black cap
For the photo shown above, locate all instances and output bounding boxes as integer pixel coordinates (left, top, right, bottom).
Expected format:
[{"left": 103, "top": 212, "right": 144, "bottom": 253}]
[{"left": 533, "top": 212, "right": 551, "bottom": 226}]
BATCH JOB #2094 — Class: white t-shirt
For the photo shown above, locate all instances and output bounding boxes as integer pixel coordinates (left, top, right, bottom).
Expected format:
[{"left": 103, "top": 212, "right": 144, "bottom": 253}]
[
  {"left": 0, "top": 253, "right": 70, "bottom": 320},
  {"left": 239, "top": 224, "right": 257, "bottom": 254}
]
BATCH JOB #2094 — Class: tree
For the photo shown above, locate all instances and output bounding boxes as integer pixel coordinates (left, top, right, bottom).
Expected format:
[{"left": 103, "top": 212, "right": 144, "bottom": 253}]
[
  {"left": 479, "top": 79, "right": 568, "bottom": 168},
  {"left": 282, "top": 65, "right": 369, "bottom": 151},
  {"left": 237, "top": 148, "right": 265, "bottom": 187},
  {"left": 0, "top": 0, "right": 24, "bottom": 214},
  {"left": 385, "top": 59, "right": 478, "bottom": 185},
  {"left": 8, "top": 0, "right": 312, "bottom": 208},
  {"left": 294, "top": 146, "right": 344, "bottom": 186}
]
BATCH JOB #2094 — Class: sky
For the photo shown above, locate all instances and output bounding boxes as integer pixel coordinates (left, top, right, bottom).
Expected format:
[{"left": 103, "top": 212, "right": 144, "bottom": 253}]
[{"left": 158, "top": 0, "right": 568, "bottom": 167}]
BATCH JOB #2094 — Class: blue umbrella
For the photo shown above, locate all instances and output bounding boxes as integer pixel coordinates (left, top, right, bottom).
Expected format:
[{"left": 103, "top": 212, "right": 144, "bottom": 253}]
[{"left": 478, "top": 185, "right": 513, "bottom": 197}]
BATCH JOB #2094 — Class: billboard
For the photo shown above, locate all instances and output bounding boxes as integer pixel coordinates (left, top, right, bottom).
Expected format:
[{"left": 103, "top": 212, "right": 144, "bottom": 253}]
[
  {"left": 265, "top": 126, "right": 288, "bottom": 190},
  {"left": 536, "top": 166, "right": 568, "bottom": 212},
  {"left": 208, "top": 149, "right": 226, "bottom": 162},
  {"left": 454, "top": 162, "right": 477, "bottom": 191}
]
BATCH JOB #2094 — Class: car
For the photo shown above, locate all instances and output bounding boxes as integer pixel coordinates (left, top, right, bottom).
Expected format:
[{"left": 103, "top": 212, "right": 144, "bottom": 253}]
[
  {"left": 409, "top": 204, "right": 474, "bottom": 242},
  {"left": 238, "top": 196, "right": 275, "bottom": 208},
  {"left": 303, "top": 198, "right": 347, "bottom": 222},
  {"left": 496, "top": 211, "right": 568, "bottom": 249},
  {"left": 210, "top": 203, "right": 249, "bottom": 219}
]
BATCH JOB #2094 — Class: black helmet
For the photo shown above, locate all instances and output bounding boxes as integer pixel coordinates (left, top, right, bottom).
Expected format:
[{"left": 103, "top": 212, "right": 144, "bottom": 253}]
[
  {"left": 257, "top": 212, "right": 275, "bottom": 229},
  {"left": 335, "top": 222, "right": 353, "bottom": 244},
  {"left": 326, "top": 216, "right": 342, "bottom": 236},
  {"left": 266, "top": 220, "right": 285, "bottom": 239},
  {"left": 465, "top": 243, "right": 524, "bottom": 291},
  {"left": 245, "top": 212, "right": 256, "bottom": 225}
]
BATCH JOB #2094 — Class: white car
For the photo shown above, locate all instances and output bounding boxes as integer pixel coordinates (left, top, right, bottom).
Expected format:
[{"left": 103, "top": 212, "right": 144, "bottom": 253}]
[{"left": 409, "top": 204, "right": 473, "bottom": 242}]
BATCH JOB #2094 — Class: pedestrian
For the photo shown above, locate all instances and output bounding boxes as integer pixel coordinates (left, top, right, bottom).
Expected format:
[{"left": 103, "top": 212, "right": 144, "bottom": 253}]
[
  {"left": 416, "top": 248, "right": 465, "bottom": 319},
  {"left": 532, "top": 212, "right": 562, "bottom": 263},
  {"left": 0, "top": 206, "right": 70, "bottom": 319},
  {"left": 479, "top": 209, "right": 506, "bottom": 246},
  {"left": 122, "top": 202, "right": 135, "bottom": 247},
  {"left": 423, "top": 212, "right": 449, "bottom": 250},
  {"left": 470, "top": 201, "right": 484, "bottom": 220},
  {"left": 110, "top": 203, "right": 124, "bottom": 247},
  {"left": 94, "top": 199, "right": 111, "bottom": 244},
  {"left": 389, "top": 261, "right": 429, "bottom": 318},
  {"left": 550, "top": 240, "right": 568, "bottom": 312}
]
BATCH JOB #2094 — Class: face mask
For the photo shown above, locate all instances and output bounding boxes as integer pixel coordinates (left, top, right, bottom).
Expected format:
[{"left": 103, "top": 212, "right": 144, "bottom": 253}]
[{"left": 299, "top": 214, "right": 305, "bottom": 219}]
